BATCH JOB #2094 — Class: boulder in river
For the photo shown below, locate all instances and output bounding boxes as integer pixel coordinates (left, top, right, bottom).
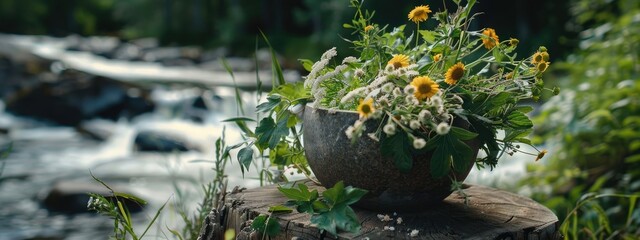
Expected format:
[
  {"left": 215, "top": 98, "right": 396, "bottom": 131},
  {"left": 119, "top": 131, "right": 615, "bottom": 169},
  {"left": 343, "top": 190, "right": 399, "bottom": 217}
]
[
  {"left": 42, "top": 180, "right": 144, "bottom": 214},
  {"left": 4, "top": 71, "right": 155, "bottom": 126},
  {"left": 133, "top": 130, "right": 201, "bottom": 152}
]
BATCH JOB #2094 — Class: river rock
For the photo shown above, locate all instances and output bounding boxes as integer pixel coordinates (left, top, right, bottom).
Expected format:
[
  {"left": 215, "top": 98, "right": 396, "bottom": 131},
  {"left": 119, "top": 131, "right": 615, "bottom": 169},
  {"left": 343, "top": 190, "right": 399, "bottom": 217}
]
[
  {"left": 133, "top": 130, "right": 200, "bottom": 152},
  {"left": 42, "top": 180, "right": 144, "bottom": 214},
  {"left": 4, "top": 71, "right": 155, "bottom": 126}
]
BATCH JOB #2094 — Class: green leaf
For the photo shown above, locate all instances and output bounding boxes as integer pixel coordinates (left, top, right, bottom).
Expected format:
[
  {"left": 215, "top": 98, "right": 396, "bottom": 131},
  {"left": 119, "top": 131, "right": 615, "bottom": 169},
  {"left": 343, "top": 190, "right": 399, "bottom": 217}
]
[
  {"left": 113, "top": 192, "right": 147, "bottom": 205},
  {"left": 492, "top": 47, "right": 505, "bottom": 62},
  {"left": 221, "top": 117, "right": 254, "bottom": 137},
  {"left": 255, "top": 115, "right": 290, "bottom": 150},
  {"left": 259, "top": 30, "right": 286, "bottom": 87},
  {"left": 221, "top": 117, "right": 255, "bottom": 123},
  {"left": 310, "top": 204, "right": 360, "bottom": 236},
  {"left": 507, "top": 110, "right": 534, "bottom": 129},
  {"left": 237, "top": 146, "right": 254, "bottom": 175},
  {"left": 256, "top": 95, "right": 281, "bottom": 113},
  {"left": 625, "top": 154, "right": 640, "bottom": 163},
  {"left": 268, "top": 205, "right": 293, "bottom": 213},
  {"left": 312, "top": 200, "right": 330, "bottom": 213},
  {"left": 419, "top": 30, "right": 436, "bottom": 43},
  {"left": 516, "top": 106, "right": 534, "bottom": 114},
  {"left": 299, "top": 59, "right": 314, "bottom": 72},
  {"left": 251, "top": 214, "right": 280, "bottom": 237},
  {"left": 380, "top": 131, "right": 413, "bottom": 173},
  {"left": 430, "top": 144, "right": 451, "bottom": 178},
  {"left": 449, "top": 137, "right": 474, "bottom": 173},
  {"left": 273, "top": 81, "right": 310, "bottom": 102},
  {"left": 450, "top": 126, "right": 478, "bottom": 140},
  {"left": 344, "top": 186, "right": 368, "bottom": 205},
  {"left": 278, "top": 186, "right": 310, "bottom": 201},
  {"left": 322, "top": 181, "right": 345, "bottom": 205}
]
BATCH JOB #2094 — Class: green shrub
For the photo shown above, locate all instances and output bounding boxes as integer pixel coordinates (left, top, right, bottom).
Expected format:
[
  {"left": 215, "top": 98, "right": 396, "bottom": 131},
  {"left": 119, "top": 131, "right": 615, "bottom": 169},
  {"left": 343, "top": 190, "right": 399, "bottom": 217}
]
[{"left": 521, "top": 0, "right": 640, "bottom": 238}]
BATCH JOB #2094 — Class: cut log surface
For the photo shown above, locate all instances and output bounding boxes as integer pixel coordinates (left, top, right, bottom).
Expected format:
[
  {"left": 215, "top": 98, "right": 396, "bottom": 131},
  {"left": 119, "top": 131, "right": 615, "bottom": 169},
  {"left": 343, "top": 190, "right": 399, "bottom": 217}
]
[{"left": 198, "top": 180, "right": 560, "bottom": 240}]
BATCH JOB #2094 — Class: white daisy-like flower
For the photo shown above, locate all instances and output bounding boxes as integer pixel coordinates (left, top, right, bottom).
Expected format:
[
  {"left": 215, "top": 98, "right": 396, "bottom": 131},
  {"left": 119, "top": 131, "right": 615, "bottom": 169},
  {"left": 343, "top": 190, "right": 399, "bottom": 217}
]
[
  {"left": 385, "top": 64, "right": 395, "bottom": 72},
  {"left": 419, "top": 110, "right": 432, "bottom": 121},
  {"left": 409, "top": 120, "right": 421, "bottom": 130},
  {"left": 439, "top": 113, "right": 452, "bottom": 122},
  {"left": 383, "top": 123, "right": 397, "bottom": 135},
  {"left": 413, "top": 138, "right": 427, "bottom": 149},
  {"left": 403, "top": 85, "right": 415, "bottom": 94},
  {"left": 392, "top": 87, "right": 402, "bottom": 97},
  {"left": 436, "top": 122, "right": 450, "bottom": 135},
  {"left": 405, "top": 95, "right": 419, "bottom": 105},
  {"left": 381, "top": 83, "right": 394, "bottom": 93},
  {"left": 354, "top": 68, "right": 365, "bottom": 78},
  {"left": 430, "top": 96, "right": 443, "bottom": 106}
]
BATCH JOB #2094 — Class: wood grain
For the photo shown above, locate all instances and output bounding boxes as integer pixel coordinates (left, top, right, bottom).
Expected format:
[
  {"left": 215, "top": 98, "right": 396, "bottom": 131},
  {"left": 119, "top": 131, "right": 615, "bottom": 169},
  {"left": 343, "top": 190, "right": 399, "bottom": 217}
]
[{"left": 198, "top": 180, "right": 560, "bottom": 240}]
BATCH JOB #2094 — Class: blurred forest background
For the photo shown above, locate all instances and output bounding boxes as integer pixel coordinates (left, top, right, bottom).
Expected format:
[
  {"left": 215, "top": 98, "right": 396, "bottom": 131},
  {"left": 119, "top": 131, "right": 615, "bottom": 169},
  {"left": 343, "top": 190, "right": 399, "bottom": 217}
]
[
  {"left": 1, "top": 0, "right": 639, "bottom": 238},
  {"left": 0, "top": 0, "right": 576, "bottom": 62}
]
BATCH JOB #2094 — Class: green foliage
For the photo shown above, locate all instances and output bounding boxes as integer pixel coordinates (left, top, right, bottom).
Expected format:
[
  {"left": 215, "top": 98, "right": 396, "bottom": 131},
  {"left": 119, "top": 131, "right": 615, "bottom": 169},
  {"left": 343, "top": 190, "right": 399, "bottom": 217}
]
[
  {"left": 277, "top": 181, "right": 367, "bottom": 236},
  {"left": 519, "top": 0, "right": 640, "bottom": 238},
  {"left": 251, "top": 214, "right": 281, "bottom": 237},
  {"left": 380, "top": 130, "right": 413, "bottom": 173},
  {"left": 87, "top": 174, "right": 168, "bottom": 240}
]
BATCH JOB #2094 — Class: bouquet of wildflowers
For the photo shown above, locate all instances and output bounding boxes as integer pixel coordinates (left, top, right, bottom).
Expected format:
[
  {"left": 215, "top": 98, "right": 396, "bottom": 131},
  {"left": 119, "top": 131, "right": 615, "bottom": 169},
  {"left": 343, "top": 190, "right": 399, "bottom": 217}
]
[{"left": 296, "top": 0, "right": 555, "bottom": 177}]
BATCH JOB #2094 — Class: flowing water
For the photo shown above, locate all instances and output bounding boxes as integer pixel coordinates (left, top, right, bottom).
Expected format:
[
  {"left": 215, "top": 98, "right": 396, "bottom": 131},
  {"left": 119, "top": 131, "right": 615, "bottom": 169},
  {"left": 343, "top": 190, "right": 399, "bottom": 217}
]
[{"left": 0, "top": 87, "right": 267, "bottom": 240}]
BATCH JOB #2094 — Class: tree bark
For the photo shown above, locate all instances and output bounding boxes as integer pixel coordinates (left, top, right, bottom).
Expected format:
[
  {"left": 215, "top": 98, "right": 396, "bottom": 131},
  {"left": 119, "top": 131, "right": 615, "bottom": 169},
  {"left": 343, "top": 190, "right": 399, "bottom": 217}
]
[{"left": 198, "top": 180, "right": 560, "bottom": 240}]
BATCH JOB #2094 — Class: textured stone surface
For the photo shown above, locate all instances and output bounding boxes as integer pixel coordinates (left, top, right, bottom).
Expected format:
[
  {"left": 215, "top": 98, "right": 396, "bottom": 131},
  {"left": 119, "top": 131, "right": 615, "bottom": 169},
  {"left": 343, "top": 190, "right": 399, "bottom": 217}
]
[{"left": 303, "top": 105, "right": 480, "bottom": 211}]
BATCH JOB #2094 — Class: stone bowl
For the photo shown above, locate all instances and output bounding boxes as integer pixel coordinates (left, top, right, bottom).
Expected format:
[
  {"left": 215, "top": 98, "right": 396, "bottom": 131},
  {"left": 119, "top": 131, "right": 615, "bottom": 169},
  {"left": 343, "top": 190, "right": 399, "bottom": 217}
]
[{"left": 303, "top": 105, "right": 480, "bottom": 211}]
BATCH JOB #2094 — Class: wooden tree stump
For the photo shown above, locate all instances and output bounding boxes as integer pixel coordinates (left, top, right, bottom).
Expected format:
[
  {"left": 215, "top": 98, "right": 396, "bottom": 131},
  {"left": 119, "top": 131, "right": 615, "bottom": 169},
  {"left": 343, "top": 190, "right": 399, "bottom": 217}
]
[{"left": 198, "top": 180, "right": 560, "bottom": 240}]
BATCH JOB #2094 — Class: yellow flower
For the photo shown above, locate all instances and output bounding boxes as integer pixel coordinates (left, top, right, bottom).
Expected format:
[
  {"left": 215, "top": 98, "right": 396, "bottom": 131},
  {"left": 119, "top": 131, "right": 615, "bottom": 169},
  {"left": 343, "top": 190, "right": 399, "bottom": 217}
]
[
  {"left": 482, "top": 28, "right": 499, "bottom": 49},
  {"left": 535, "top": 149, "right": 548, "bottom": 161},
  {"left": 411, "top": 76, "right": 439, "bottom": 100},
  {"left": 433, "top": 53, "right": 442, "bottom": 62},
  {"left": 531, "top": 51, "right": 550, "bottom": 66},
  {"left": 387, "top": 54, "right": 410, "bottom": 70},
  {"left": 536, "top": 61, "right": 549, "bottom": 72},
  {"left": 445, "top": 62, "right": 465, "bottom": 85},
  {"left": 357, "top": 98, "right": 375, "bottom": 118},
  {"left": 505, "top": 71, "right": 514, "bottom": 80},
  {"left": 509, "top": 38, "right": 519, "bottom": 46},
  {"left": 408, "top": 5, "right": 432, "bottom": 23},
  {"left": 364, "top": 25, "right": 374, "bottom": 32}
]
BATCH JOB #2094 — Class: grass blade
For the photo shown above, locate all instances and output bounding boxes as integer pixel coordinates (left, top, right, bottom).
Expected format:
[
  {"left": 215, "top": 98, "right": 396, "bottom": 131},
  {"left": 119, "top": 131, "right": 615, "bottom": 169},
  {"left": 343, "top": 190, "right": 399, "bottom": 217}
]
[
  {"left": 140, "top": 197, "right": 171, "bottom": 239},
  {"left": 258, "top": 29, "right": 286, "bottom": 87},
  {"left": 221, "top": 58, "right": 245, "bottom": 116}
]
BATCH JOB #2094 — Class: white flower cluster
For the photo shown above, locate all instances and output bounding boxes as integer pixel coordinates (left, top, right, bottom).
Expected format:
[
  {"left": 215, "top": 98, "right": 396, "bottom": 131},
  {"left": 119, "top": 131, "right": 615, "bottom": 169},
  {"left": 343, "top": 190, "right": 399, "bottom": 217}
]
[{"left": 304, "top": 48, "right": 463, "bottom": 149}]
